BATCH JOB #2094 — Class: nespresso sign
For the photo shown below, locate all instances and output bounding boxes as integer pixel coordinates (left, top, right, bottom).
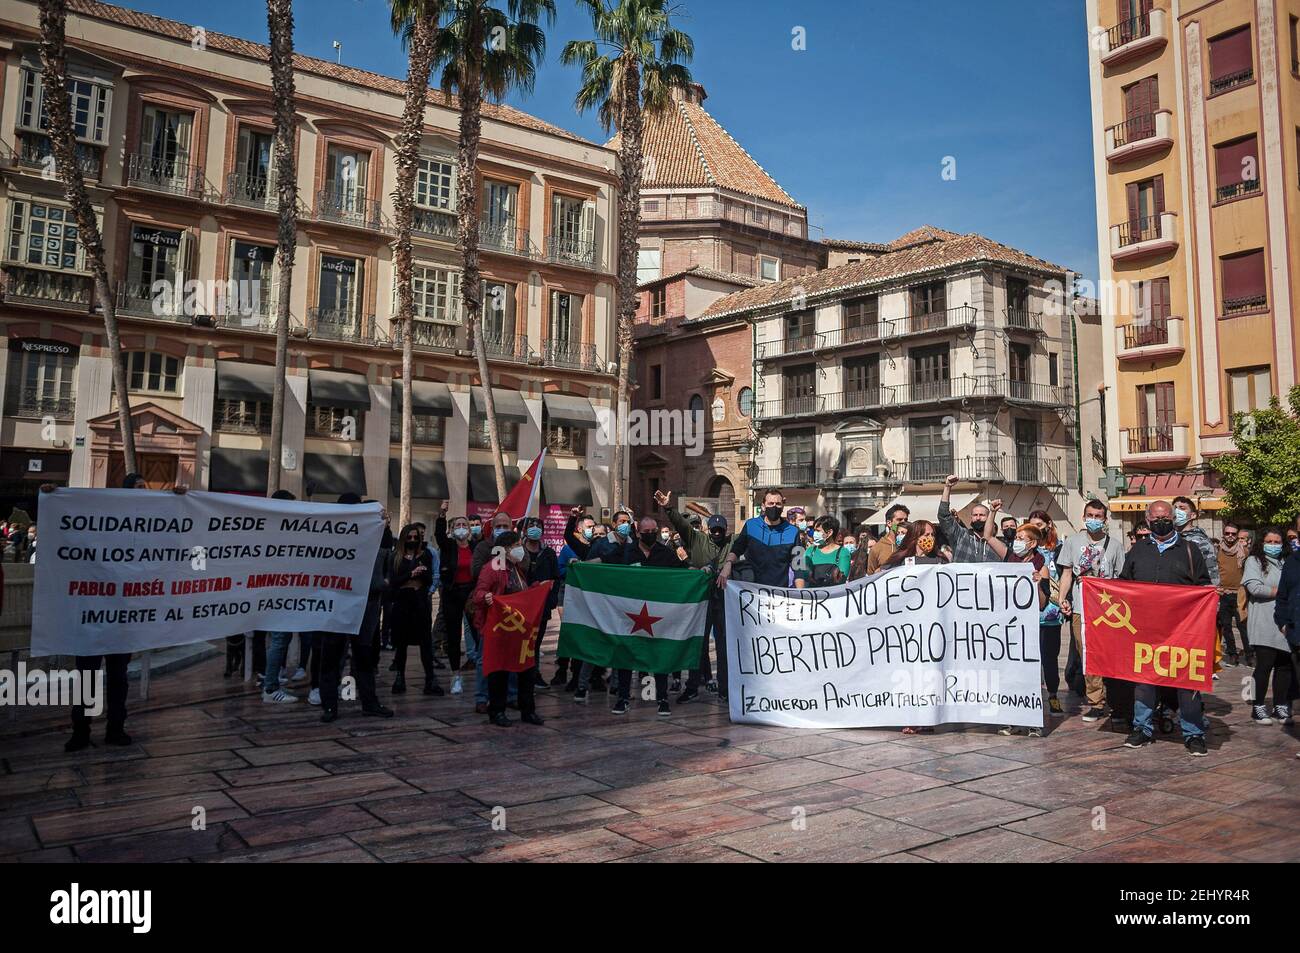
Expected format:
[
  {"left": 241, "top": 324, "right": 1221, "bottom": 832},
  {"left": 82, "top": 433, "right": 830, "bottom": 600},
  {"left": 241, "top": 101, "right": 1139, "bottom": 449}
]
[
  {"left": 132, "top": 226, "right": 182, "bottom": 248},
  {"left": 10, "top": 338, "right": 76, "bottom": 356}
]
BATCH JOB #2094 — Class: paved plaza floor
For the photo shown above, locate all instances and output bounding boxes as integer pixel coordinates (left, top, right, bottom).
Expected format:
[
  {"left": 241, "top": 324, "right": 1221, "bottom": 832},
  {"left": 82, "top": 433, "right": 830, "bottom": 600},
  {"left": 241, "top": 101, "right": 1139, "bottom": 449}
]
[{"left": 1, "top": 641, "right": 1297, "bottom": 863}]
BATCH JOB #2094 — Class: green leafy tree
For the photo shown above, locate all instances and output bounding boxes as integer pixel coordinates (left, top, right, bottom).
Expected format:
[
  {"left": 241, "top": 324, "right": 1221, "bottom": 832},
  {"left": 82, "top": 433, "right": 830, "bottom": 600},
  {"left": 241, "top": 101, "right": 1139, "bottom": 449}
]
[{"left": 1211, "top": 384, "right": 1300, "bottom": 525}]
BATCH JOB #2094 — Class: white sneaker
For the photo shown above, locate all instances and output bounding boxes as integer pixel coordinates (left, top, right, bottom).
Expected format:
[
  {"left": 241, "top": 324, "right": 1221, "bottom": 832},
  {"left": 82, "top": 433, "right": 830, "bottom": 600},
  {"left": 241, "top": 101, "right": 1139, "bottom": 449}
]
[
  {"left": 450, "top": 676, "right": 463, "bottom": 695},
  {"left": 262, "top": 689, "right": 298, "bottom": 704},
  {"left": 308, "top": 688, "right": 321, "bottom": 706}
]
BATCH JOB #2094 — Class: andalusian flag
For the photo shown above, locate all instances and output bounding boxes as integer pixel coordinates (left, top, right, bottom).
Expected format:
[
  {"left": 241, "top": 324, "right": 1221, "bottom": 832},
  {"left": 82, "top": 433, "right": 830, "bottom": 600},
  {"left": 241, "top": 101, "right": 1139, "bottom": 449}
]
[{"left": 558, "top": 562, "right": 709, "bottom": 674}]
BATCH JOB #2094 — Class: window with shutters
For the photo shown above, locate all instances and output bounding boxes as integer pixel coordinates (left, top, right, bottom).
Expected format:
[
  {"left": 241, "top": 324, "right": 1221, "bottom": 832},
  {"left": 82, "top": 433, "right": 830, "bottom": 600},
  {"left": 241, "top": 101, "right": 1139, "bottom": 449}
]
[
  {"left": 1208, "top": 27, "right": 1254, "bottom": 95},
  {"left": 784, "top": 309, "right": 816, "bottom": 350},
  {"left": 549, "top": 193, "right": 596, "bottom": 267},
  {"left": 1121, "top": 175, "right": 1165, "bottom": 245},
  {"left": 1220, "top": 249, "right": 1267, "bottom": 315},
  {"left": 844, "top": 355, "right": 880, "bottom": 409},
  {"left": 1213, "top": 135, "right": 1261, "bottom": 201},
  {"left": 482, "top": 280, "right": 516, "bottom": 345},
  {"left": 910, "top": 344, "right": 950, "bottom": 400},
  {"left": 136, "top": 105, "right": 195, "bottom": 191},
  {"left": 316, "top": 256, "right": 363, "bottom": 324},
  {"left": 5, "top": 345, "right": 76, "bottom": 418},
  {"left": 323, "top": 146, "right": 369, "bottom": 209},
  {"left": 908, "top": 416, "right": 953, "bottom": 481},
  {"left": 1128, "top": 277, "right": 1171, "bottom": 347},
  {"left": 126, "top": 351, "right": 181, "bottom": 395},
  {"left": 843, "top": 295, "right": 879, "bottom": 342},
  {"left": 1134, "top": 382, "right": 1176, "bottom": 452},
  {"left": 1009, "top": 343, "right": 1032, "bottom": 399},
  {"left": 215, "top": 397, "right": 272, "bottom": 434},
  {"left": 910, "top": 281, "right": 947, "bottom": 329},
  {"left": 124, "top": 226, "right": 186, "bottom": 315},
  {"left": 468, "top": 417, "right": 518, "bottom": 451},
  {"left": 782, "top": 364, "right": 817, "bottom": 414},
  {"left": 231, "top": 126, "right": 274, "bottom": 205},
  {"left": 391, "top": 412, "right": 445, "bottom": 446},
  {"left": 1118, "top": 76, "right": 1159, "bottom": 145},
  {"left": 650, "top": 285, "right": 667, "bottom": 319},
  {"left": 228, "top": 240, "right": 276, "bottom": 320},
  {"left": 780, "top": 427, "right": 816, "bottom": 484},
  {"left": 1112, "top": 0, "right": 1154, "bottom": 47},
  {"left": 1228, "top": 366, "right": 1272, "bottom": 415},
  {"left": 18, "top": 65, "right": 112, "bottom": 145}
]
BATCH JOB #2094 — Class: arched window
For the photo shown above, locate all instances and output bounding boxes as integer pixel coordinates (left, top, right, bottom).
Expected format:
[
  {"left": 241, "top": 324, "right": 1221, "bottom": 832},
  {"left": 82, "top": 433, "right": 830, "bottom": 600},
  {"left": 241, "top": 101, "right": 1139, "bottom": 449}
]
[
  {"left": 737, "top": 386, "right": 754, "bottom": 417},
  {"left": 688, "top": 394, "right": 705, "bottom": 415}
]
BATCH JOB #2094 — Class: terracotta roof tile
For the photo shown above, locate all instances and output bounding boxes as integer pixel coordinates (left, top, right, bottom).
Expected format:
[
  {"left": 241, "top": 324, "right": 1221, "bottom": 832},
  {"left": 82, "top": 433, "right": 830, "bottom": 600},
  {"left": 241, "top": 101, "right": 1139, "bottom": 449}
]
[
  {"left": 700, "top": 230, "right": 1069, "bottom": 319},
  {"left": 822, "top": 237, "right": 889, "bottom": 252},
  {"left": 638, "top": 265, "right": 761, "bottom": 290},
  {"left": 614, "top": 98, "right": 802, "bottom": 209},
  {"left": 887, "top": 224, "right": 963, "bottom": 249},
  {"left": 65, "top": 0, "right": 597, "bottom": 145}
]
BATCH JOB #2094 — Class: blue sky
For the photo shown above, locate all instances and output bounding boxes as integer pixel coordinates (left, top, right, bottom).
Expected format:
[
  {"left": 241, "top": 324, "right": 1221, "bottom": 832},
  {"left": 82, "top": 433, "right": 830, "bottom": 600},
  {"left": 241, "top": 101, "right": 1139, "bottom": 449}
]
[{"left": 125, "top": 0, "right": 1100, "bottom": 279}]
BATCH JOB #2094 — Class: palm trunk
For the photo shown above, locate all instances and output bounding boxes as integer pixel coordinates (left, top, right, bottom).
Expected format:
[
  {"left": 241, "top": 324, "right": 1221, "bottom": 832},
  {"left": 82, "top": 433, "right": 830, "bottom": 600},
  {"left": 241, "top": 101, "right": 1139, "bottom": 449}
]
[
  {"left": 610, "top": 60, "right": 644, "bottom": 512},
  {"left": 394, "top": 15, "right": 437, "bottom": 527},
  {"left": 37, "top": 0, "right": 136, "bottom": 476},
  {"left": 457, "top": 27, "right": 507, "bottom": 502},
  {"left": 265, "top": 0, "right": 298, "bottom": 495}
]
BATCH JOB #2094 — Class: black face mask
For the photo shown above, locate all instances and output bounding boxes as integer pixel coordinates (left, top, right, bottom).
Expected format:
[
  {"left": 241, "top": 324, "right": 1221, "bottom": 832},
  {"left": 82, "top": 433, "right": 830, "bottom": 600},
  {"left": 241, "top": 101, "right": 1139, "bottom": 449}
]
[
  {"left": 1002, "top": 529, "right": 1016, "bottom": 544},
  {"left": 405, "top": 538, "right": 419, "bottom": 550},
  {"left": 710, "top": 529, "right": 727, "bottom": 544},
  {"left": 970, "top": 520, "right": 986, "bottom": 534},
  {"left": 764, "top": 506, "right": 783, "bottom": 522},
  {"left": 640, "top": 530, "right": 658, "bottom": 546},
  {"left": 1148, "top": 518, "right": 1175, "bottom": 538}
]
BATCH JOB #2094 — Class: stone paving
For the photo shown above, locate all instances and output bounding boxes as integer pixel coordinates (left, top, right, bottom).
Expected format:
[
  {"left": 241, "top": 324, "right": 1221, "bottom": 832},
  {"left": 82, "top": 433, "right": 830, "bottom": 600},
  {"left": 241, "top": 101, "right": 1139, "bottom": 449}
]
[{"left": 1, "top": 641, "right": 1297, "bottom": 863}]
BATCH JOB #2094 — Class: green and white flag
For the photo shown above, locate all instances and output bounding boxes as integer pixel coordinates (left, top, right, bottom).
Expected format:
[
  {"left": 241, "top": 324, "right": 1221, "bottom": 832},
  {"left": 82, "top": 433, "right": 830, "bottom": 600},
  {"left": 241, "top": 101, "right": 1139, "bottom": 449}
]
[{"left": 558, "top": 562, "right": 709, "bottom": 674}]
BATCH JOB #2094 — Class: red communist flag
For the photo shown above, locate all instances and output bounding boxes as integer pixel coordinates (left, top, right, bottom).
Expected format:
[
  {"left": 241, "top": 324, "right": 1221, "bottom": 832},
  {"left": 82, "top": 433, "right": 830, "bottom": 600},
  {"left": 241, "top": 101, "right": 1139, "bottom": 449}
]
[
  {"left": 481, "top": 581, "right": 553, "bottom": 675},
  {"left": 495, "top": 449, "right": 545, "bottom": 521},
  {"left": 1081, "top": 577, "right": 1218, "bottom": 692}
]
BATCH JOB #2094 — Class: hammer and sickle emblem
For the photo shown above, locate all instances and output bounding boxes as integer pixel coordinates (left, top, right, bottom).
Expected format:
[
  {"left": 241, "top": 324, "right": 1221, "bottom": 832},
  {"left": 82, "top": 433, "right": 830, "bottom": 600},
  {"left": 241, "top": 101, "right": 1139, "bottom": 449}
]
[
  {"left": 1091, "top": 589, "right": 1136, "bottom": 635},
  {"left": 494, "top": 605, "right": 527, "bottom": 636}
]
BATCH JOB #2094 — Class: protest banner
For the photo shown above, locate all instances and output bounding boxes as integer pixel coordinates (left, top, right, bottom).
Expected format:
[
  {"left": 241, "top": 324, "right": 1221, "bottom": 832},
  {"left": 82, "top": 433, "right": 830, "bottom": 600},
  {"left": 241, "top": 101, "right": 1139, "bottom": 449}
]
[
  {"left": 1081, "top": 577, "right": 1218, "bottom": 692},
  {"left": 558, "top": 563, "right": 709, "bottom": 673},
  {"left": 481, "top": 580, "right": 553, "bottom": 674},
  {"left": 724, "top": 562, "right": 1044, "bottom": 729},
  {"left": 32, "top": 489, "right": 383, "bottom": 656}
]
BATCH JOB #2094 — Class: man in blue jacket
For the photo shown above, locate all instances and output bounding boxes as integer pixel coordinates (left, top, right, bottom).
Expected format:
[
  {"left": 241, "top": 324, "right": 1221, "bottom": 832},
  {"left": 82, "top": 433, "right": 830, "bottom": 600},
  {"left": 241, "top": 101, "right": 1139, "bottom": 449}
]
[{"left": 716, "top": 489, "right": 801, "bottom": 589}]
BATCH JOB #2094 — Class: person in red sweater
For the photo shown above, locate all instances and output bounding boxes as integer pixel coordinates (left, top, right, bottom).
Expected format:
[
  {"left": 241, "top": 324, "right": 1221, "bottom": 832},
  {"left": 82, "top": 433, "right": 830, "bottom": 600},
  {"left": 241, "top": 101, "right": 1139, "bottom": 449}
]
[{"left": 470, "top": 531, "right": 544, "bottom": 728}]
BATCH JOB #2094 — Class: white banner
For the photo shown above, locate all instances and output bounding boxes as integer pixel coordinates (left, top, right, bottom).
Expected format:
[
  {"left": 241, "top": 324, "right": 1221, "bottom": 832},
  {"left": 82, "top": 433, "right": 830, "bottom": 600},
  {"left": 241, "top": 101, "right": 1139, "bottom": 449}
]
[
  {"left": 32, "top": 489, "right": 383, "bottom": 656},
  {"left": 725, "top": 562, "right": 1044, "bottom": 729}
]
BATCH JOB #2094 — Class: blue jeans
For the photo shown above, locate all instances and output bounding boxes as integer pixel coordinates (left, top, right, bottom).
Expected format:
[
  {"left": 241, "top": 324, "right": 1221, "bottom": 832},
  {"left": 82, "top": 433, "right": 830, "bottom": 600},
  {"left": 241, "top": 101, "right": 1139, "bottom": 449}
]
[
  {"left": 261, "top": 632, "right": 292, "bottom": 694},
  {"left": 1133, "top": 683, "right": 1204, "bottom": 738}
]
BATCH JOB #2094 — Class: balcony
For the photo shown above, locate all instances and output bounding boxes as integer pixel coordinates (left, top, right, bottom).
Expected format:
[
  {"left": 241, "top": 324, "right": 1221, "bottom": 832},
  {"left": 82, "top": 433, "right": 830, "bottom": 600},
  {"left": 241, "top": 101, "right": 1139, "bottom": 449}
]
[
  {"left": 308, "top": 307, "right": 382, "bottom": 345},
  {"left": 412, "top": 207, "right": 458, "bottom": 242},
  {"left": 13, "top": 134, "right": 101, "bottom": 178},
  {"left": 753, "top": 393, "right": 823, "bottom": 421},
  {"left": 1111, "top": 211, "right": 1177, "bottom": 261},
  {"left": 214, "top": 403, "right": 271, "bottom": 435},
  {"left": 315, "top": 187, "right": 387, "bottom": 232},
  {"left": 822, "top": 388, "right": 885, "bottom": 413},
  {"left": 125, "top": 153, "right": 204, "bottom": 199},
  {"left": 1116, "top": 315, "right": 1184, "bottom": 361},
  {"left": 214, "top": 309, "right": 276, "bottom": 334},
  {"left": 752, "top": 465, "right": 820, "bottom": 489},
  {"left": 900, "top": 456, "right": 1006, "bottom": 483},
  {"left": 1222, "top": 293, "right": 1267, "bottom": 317},
  {"left": 479, "top": 220, "right": 537, "bottom": 258},
  {"left": 116, "top": 283, "right": 190, "bottom": 322},
  {"left": 756, "top": 331, "right": 819, "bottom": 361},
  {"left": 1003, "top": 377, "right": 1071, "bottom": 407},
  {"left": 1209, "top": 68, "right": 1253, "bottom": 97},
  {"left": 1215, "top": 178, "right": 1260, "bottom": 203},
  {"left": 755, "top": 375, "right": 1069, "bottom": 423},
  {"left": 1004, "top": 307, "right": 1043, "bottom": 333},
  {"left": 1, "top": 265, "right": 92, "bottom": 311},
  {"left": 540, "top": 339, "right": 601, "bottom": 372},
  {"left": 224, "top": 171, "right": 277, "bottom": 211},
  {"left": 1121, "top": 424, "right": 1190, "bottom": 467},
  {"left": 1105, "top": 110, "right": 1173, "bottom": 164},
  {"left": 886, "top": 305, "right": 979, "bottom": 339},
  {"left": 1008, "top": 455, "right": 1063, "bottom": 486},
  {"left": 482, "top": 331, "right": 531, "bottom": 364},
  {"left": 11, "top": 388, "right": 75, "bottom": 420},
  {"left": 1101, "top": 9, "right": 1167, "bottom": 67},
  {"left": 545, "top": 232, "right": 597, "bottom": 269}
]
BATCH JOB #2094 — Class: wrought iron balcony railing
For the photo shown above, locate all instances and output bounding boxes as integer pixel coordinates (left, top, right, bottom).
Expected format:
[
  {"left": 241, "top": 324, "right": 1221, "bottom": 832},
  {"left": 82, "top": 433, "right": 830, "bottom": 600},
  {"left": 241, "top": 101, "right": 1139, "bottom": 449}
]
[
  {"left": 1107, "top": 13, "right": 1151, "bottom": 51},
  {"left": 315, "top": 187, "right": 387, "bottom": 232},
  {"left": 412, "top": 207, "right": 458, "bottom": 242},
  {"left": 545, "top": 233, "right": 597, "bottom": 268},
  {"left": 224, "top": 171, "right": 277, "bottom": 210},
  {"left": 116, "top": 283, "right": 189, "bottom": 321},
  {"left": 1115, "top": 214, "right": 1167, "bottom": 248},
  {"left": 1123, "top": 315, "right": 1169, "bottom": 349},
  {"left": 1216, "top": 178, "right": 1260, "bottom": 202},
  {"left": 13, "top": 388, "right": 75, "bottom": 420},
  {"left": 126, "top": 153, "right": 204, "bottom": 198},
  {"left": 1222, "top": 293, "right": 1266, "bottom": 316},
  {"left": 1127, "top": 425, "right": 1175, "bottom": 455},
  {"left": 1005, "top": 308, "right": 1043, "bottom": 332},
  {"left": 1109, "top": 113, "right": 1158, "bottom": 149},
  {"left": 540, "top": 339, "right": 600, "bottom": 371},
  {"left": 1209, "top": 68, "right": 1253, "bottom": 96},
  {"left": 888, "top": 304, "right": 978, "bottom": 337},
  {"left": 309, "top": 307, "right": 381, "bottom": 344},
  {"left": 15, "top": 134, "right": 100, "bottom": 177},
  {"left": 479, "top": 220, "right": 536, "bottom": 258},
  {"left": 1, "top": 265, "right": 92, "bottom": 310}
]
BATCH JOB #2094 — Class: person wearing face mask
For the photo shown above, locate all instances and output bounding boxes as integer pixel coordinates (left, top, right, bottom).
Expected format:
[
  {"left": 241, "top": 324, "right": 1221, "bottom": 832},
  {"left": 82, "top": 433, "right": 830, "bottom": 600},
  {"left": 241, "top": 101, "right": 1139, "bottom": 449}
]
[
  {"left": 590, "top": 509, "right": 635, "bottom": 562},
  {"left": 1118, "top": 500, "right": 1212, "bottom": 757},
  {"left": 1128, "top": 520, "right": 1152, "bottom": 548},
  {"left": 434, "top": 501, "right": 476, "bottom": 694},
  {"left": 471, "top": 531, "right": 544, "bottom": 727},
  {"left": 798, "top": 516, "right": 851, "bottom": 588},
  {"left": 867, "top": 504, "right": 911, "bottom": 575},
  {"left": 1244, "top": 527, "right": 1293, "bottom": 725},
  {"left": 787, "top": 507, "right": 810, "bottom": 543},
  {"left": 467, "top": 513, "right": 483, "bottom": 543},
  {"left": 388, "top": 522, "right": 438, "bottom": 696},
  {"left": 655, "top": 491, "right": 732, "bottom": 702},
  {"left": 989, "top": 522, "right": 1052, "bottom": 737},
  {"left": 1214, "top": 519, "right": 1251, "bottom": 668},
  {"left": 552, "top": 509, "right": 596, "bottom": 688},
  {"left": 1271, "top": 514, "right": 1300, "bottom": 725},
  {"left": 938, "top": 475, "right": 995, "bottom": 563},
  {"left": 1172, "top": 496, "right": 1221, "bottom": 589},
  {"left": 472, "top": 510, "right": 517, "bottom": 579},
  {"left": 1287, "top": 528, "right": 1299, "bottom": 553},
  {"left": 1056, "top": 499, "right": 1126, "bottom": 725},
  {"left": 883, "top": 520, "right": 945, "bottom": 569},
  {"left": 521, "top": 516, "right": 559, "bottom": 690},
  {"left": 716, "top": 490, "right": 802, "bottom": 592}
]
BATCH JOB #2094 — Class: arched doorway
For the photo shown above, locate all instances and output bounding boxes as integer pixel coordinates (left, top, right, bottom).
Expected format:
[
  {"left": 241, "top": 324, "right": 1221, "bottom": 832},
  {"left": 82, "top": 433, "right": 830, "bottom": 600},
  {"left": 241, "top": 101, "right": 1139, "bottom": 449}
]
[{"left": 707, "top": 475, "right": 737, "bottom": 526}]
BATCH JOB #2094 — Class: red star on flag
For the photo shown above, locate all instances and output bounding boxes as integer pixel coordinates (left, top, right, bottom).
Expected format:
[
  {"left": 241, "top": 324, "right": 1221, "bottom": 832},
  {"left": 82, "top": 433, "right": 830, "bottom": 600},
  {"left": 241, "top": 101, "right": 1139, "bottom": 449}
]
[{"left": 625, "top": 602, "right": 663, "bottom": 637}]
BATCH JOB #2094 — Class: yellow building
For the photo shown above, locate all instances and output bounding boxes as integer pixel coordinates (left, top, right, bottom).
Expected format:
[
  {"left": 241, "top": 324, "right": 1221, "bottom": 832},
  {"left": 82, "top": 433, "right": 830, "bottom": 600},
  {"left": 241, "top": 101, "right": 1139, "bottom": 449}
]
[{"left": 1086, "top": 0, "right": 1299, "bottom": 518}]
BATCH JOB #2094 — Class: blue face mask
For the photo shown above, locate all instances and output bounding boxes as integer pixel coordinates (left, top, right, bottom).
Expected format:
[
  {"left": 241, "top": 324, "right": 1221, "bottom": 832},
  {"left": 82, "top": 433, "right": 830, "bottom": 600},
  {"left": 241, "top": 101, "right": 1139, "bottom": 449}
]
[
  {"left": 1038, "top": 546, "right": 1052, "bottom": 556},
  {"left": 526, "top": 526, "right": 543, "bottom": 541},
  {"left": 1084, "top": 518, "right": 1105, "bottom": 534},
  {"left": 895, "top": 531, "right": 907, "bottom": 547},
  {"left": 494, "top": 527, "right": 509, "bottom": 540},
  {"left": 812, "top": 530, "right": 825, "bottom": 544},
  {"left": 616, "top": 522, "right": 632, "bottom": 537},
  {"left": 470, "top": 524, "right": 482, "bottom": 538},
  {"left": 1173, "top": 509, "right": 1190, "bottom": 527},
  {"left": 1292, "top": 539, "right": 1300, "bottom": 552},
  {"left": 1264, "top": 543, "right": 1283, "bottom": 557},
  {"left": 844, "top": 542, "right": 856, "bottom": 554},
  {"left": 582, "top": 528, "right": 593, "bottom": 541}
]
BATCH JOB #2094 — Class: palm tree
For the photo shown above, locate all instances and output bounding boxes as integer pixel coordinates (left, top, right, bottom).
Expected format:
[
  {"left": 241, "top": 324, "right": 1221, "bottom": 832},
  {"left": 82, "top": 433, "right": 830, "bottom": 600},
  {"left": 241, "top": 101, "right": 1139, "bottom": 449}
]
[
  {"left": 37, "top": 0, "right": 137, "bottom": 475},
  {"left": 265, "top": 0, "right": 299, "bottom": 495},
  {"left": 390, "top": 0, "right": 443, "bottom": 528},
  {"left": 563, "top": 0, "right": 693, "bottom": 511},
  {"left": 433, "top": 0, "right": 554, "bottom": 501}
]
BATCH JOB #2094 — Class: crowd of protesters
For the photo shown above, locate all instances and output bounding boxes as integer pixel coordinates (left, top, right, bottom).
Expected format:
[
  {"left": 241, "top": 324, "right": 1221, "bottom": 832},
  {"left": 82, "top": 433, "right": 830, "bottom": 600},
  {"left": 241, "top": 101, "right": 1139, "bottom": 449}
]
[{"left": 51, "top": 475, "right": 1299, "bottom": 761}]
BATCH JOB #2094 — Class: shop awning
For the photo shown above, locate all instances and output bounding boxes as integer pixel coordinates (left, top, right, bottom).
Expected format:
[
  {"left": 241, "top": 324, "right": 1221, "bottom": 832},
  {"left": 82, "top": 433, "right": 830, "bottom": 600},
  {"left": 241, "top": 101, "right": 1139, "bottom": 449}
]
[
  {"left": 391, "top": 380, "right": 453, "bottom": 417},
  {"left": 543, "top": 393, "right": 598, "bottom": 429},
  {"left": 540, "top": 467, "right": 594, "bottom": 506},
  {"left": 387, "top": 457, "right": 449, "bottom": 498},
  {"left": 304, "top": 453, "right": 367, "bottom": 498},
  {"left": 209, "top": 447, "right": 268, "bottom": 493},
  {"left": 1109, "top": 495, "right": 1226, "bottom": 513},
  {"left": 308, "top": 369, "right": 371, "bottom": 410},
  {"left": 216, "top": 362, "right": 276, "bottom": 402},
  {"left": 470, "top": 386, "right": 529, "bottom": 424},
  {"left": 468, "top": 463, "right": 521, "bottom": 503},
  {"left": 872, "top": 491, "right": 978, "bottom": 525}
]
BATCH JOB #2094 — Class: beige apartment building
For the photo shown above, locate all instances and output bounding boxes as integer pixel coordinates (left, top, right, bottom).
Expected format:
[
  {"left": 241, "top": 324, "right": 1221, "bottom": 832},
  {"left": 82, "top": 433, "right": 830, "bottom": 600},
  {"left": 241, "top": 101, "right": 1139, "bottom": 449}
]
[
  {"left": 0, "top": 0, "right": 619, "bottom": 528},
  {"left": 1086, "top": 0, "right": 1300, "bottom": 520}
]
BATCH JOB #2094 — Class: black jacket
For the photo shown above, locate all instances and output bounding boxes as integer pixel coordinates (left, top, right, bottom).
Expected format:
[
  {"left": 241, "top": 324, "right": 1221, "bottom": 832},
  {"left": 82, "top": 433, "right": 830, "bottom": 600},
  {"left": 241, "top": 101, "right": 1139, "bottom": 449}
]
[
  {"left": 388, "top": 546, "right": 435, "bottom": 594},
  {"left": 1271, "top": 551, "right": 1300, "bottom": 648},
  {"left": 433, "top": 516, "right": 474, "bottom": 588},
  {"left": 620, "top": 540, "right": 685, "bottom": 568},
  {"left": 525, "top": 543, "right": 561, "bottom": 609},
  {"left": 1118, "top": 535, "right": 1211, "bottom": 587}
]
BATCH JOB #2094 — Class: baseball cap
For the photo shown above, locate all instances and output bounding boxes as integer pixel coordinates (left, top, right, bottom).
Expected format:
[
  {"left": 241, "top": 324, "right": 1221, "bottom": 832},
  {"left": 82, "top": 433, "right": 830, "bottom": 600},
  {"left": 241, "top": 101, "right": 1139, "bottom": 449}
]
[{"left": 707, "top": 514, "right": 728, "bottom": 531}]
